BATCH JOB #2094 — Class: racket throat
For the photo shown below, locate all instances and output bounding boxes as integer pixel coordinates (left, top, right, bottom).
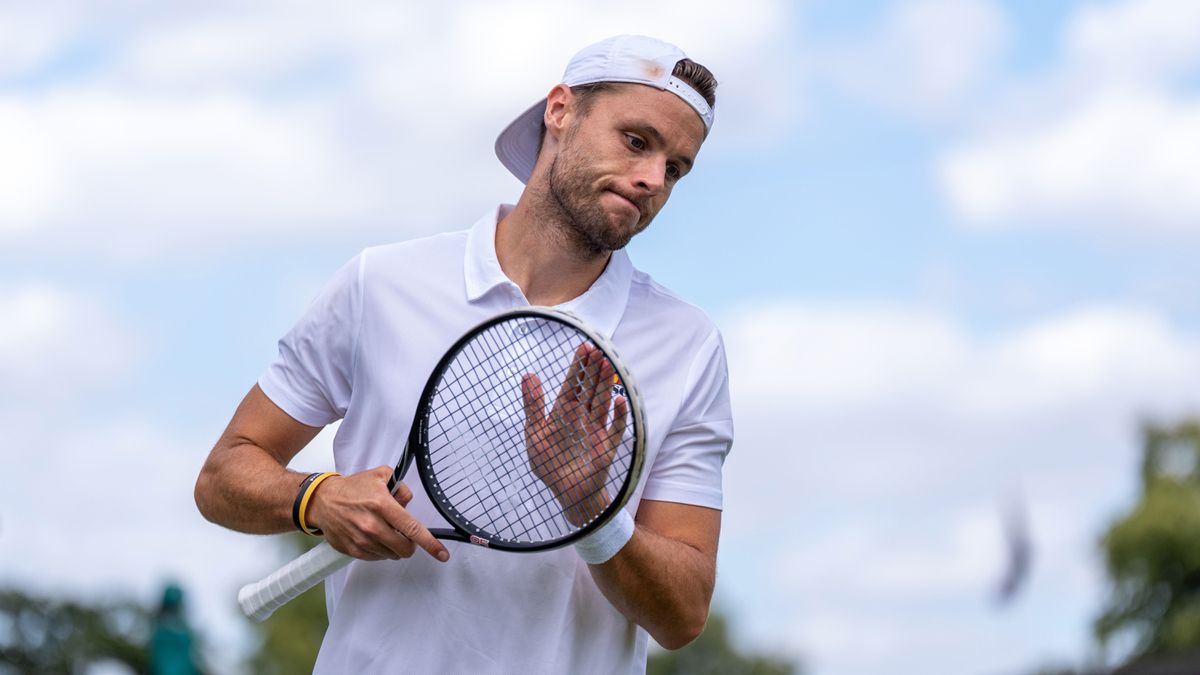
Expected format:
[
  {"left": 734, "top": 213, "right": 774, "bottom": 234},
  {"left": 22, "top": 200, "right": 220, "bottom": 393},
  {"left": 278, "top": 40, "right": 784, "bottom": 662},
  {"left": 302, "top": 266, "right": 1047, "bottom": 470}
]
[{"left": 428, "top": 528, "right": 479, "bottom": 545}]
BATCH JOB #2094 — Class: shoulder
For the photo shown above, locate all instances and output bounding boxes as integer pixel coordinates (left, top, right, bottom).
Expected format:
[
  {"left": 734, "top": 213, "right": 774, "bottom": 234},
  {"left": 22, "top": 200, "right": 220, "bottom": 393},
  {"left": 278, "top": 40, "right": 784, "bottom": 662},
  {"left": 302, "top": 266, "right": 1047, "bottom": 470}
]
[
  {"left": 362, "top": 230, "right": 469, "bottom": 266},
  {"left": 355, "top": 230, "right": 469, "bottom": 282},
  {"left": 626, "top": 269, "right": 721, "bottom": 340}
]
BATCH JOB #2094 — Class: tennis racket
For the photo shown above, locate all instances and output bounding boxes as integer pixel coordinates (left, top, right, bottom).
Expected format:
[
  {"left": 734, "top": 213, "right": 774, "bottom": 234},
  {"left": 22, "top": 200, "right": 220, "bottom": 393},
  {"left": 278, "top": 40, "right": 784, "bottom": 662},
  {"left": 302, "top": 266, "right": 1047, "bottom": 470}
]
[{"left": 238, "top": 306, "right": 646, "bottom": 621}]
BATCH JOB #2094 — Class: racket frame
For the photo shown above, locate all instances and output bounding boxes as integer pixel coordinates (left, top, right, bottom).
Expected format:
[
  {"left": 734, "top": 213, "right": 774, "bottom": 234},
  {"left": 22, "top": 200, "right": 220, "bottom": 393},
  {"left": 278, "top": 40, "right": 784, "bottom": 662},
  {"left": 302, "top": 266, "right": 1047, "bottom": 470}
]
[{"left": 404, "top": 306, "right": 646, "bottom": 551}]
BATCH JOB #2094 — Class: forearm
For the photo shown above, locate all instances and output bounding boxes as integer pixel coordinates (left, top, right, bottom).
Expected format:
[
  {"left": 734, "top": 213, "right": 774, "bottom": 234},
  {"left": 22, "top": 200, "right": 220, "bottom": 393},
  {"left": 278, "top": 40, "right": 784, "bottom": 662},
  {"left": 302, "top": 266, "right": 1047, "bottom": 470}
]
[
  {"left": 586, "top": 520, "right": 715, "bottom": 650},
  {"left": 194, "top": 440, "right": 307, "bottom": 534},
  {"left": 196, "top": 385, "right": 325, "bottom": 533}
]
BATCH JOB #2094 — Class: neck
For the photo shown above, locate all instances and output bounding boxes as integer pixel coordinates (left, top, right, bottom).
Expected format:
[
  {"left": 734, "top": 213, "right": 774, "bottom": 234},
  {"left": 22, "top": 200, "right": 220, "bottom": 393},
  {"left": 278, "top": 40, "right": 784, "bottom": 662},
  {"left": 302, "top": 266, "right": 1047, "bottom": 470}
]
[{"left": 496, "top": 189, "right": 612, "bottom": 307}]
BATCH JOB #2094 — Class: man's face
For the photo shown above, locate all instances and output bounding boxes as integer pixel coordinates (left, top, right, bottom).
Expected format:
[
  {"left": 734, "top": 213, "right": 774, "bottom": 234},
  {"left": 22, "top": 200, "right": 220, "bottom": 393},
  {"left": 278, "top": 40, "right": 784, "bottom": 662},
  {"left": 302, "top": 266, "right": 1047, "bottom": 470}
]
[{"left": 547, "top": 83, "right": 706, "bottom": 253}]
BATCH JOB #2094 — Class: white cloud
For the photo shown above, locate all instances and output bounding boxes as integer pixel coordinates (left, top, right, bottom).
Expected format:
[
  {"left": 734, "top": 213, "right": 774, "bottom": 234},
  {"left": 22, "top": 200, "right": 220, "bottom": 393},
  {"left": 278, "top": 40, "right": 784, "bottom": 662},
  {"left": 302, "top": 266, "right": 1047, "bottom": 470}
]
[
  {"left": 0, "top": 1, "right": 798, "bottom": 261},
  {"left": 774, "top": 507, "right": 1004, "bottom": 600},
  {"left": 938, "top": 0, "right": 1200, "bottom": 235},
  {"left": 819, "top": 0, "right": 1009, "bottom": 119},
  {"left": 0, "top": 4, "right": 80, "bottom": 81},
  {"left": 1065, "top": 0, "right": 1200, "bottom": 85},
  {"left": 940, "top": 88, "right": 1200, "bottom": 232},
  {"left": 0, "top": 92, "right": 389, "bottom": 258},
  {"left": 0, "top": 283, "right": 138, "bottom": 397},
  {"left": 727, "top": 302, "right": 1196, "bottom": 420},
  {"left": 717, "top": 302, "right": 1200, "bottom": 674}
]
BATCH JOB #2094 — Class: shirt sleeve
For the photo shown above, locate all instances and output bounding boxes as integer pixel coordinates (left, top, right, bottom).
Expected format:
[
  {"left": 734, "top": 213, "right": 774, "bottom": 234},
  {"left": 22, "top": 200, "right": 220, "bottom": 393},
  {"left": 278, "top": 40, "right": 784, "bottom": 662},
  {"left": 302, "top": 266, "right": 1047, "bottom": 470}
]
[
  {"left": 258, "top": 253, "right": 364, "bottom": 427},
  {"left": 640, "top": 327, "right": 734, "bottom": 510}
]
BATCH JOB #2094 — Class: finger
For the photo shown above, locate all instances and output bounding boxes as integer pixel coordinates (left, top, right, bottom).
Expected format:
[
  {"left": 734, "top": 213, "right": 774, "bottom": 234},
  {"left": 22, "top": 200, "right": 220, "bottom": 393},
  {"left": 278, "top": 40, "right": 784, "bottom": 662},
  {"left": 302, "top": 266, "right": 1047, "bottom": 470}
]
[
  {"left": 521, "top": 373, "right": 546, "bottom": 429},
  {"left": 588, "top": 358, "right": 615, "bottom": 430},
  {"left": 555, "top": 343, "right": 593, "bottom": 410},
  {"left": 381, "top": 507, "right": 450, "bottom": 563},
  {"left": 581, "top": 348, "right": 603, "bottom": 408},
  {"left": 604, "top": 395, "right": 629, "bottom": 458},
  {"left": 372, "top": 524, "right": 418, "bottom": 559},
  {"left": 393, "top": 481, "right": 414, "bottom": 507},
  {"left": 327, "top": 528, "right": 396, "bottom": 561},
  {"left": 371, "top": 465, "right": 396, "bottom": 488},
  {"left": 348, "top": 498, "right": 416, "bottom": 560}
]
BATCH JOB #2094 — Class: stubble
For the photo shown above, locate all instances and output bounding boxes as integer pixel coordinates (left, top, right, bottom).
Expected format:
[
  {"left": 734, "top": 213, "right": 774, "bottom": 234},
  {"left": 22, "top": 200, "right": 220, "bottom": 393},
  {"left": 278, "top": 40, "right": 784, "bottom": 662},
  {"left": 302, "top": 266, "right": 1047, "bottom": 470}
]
[{"left": 545, "top": 131, "right": 646, "bottom": 257}]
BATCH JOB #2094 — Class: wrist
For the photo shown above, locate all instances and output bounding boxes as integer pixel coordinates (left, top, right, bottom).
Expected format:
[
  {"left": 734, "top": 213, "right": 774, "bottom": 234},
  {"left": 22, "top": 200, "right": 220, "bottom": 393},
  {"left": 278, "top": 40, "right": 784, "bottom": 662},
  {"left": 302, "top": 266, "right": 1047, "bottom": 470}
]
[
  {"left": 574, "top": 508, "right": 635, "bottom": 565},
  {"left": 292, "top": 472, "right": 339, "bottom": 535},
  {"left": 564, "top": 490, "right": 611, "bottom": 528}
]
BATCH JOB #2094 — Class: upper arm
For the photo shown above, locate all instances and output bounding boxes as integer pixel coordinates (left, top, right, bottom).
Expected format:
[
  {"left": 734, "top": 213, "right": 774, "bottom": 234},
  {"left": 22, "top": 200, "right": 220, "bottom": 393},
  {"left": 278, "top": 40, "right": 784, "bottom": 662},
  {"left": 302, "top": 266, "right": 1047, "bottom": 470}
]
[
  {"left": 211, "top": 384, "right": 323, "bottom": 466},
  {"left": 639, "top": 327, "right": 733, "bottom": 510}
]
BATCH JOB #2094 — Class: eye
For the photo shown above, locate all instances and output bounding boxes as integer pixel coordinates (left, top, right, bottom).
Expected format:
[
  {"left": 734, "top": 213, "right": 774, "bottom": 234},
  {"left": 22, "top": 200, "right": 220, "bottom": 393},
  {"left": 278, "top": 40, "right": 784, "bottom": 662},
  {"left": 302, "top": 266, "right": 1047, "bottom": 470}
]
[
  {"left": 666, "top": 163, "right": 680, "bottom": 180},
  {"left": 625, "top": 134, "right": 646, "bottom": 151}
]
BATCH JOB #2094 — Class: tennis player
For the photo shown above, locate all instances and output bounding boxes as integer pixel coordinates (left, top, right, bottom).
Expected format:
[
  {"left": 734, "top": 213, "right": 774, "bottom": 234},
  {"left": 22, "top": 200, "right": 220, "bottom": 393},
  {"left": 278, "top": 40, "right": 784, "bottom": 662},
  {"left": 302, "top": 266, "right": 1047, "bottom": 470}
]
[{"left": 196, "top": 34, "right": 733, "bottom": 672}]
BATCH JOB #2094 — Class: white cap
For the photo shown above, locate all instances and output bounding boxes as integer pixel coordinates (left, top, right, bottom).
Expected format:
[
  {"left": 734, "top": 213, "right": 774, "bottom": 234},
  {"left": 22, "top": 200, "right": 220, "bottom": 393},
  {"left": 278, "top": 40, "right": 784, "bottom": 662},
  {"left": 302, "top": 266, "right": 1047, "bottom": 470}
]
[{"left": 494, "top": 35, "right": 714, "bottom": 184}]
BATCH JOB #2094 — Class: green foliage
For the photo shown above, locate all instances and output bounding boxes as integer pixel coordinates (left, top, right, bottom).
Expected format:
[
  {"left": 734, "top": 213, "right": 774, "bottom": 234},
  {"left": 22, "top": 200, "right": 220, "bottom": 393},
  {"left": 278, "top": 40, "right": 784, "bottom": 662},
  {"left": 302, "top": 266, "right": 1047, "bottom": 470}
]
[
  {"left": 0, "top": 588, "right": 151, "bottom": 673},
  {"left": 647, "top": 610, "right": 800, "bottom": 675},
  {"left": 1096, "top": 420, "right": 1200, "bottom": 660},
  {"left": 247, "top": 534, "right": 328, "bottom": 674}
]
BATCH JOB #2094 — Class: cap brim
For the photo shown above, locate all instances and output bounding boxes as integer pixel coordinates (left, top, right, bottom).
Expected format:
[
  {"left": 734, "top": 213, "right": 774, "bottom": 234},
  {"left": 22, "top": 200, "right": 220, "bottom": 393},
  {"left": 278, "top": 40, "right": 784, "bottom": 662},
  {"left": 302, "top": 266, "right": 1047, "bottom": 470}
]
[{"left": 494, "top": 99, "right": 547, "bottom": 185}]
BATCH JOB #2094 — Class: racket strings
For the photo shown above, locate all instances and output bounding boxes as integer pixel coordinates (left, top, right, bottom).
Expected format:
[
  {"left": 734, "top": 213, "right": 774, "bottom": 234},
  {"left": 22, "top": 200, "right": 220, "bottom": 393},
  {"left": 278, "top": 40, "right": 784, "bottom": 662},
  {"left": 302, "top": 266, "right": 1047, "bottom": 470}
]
[
  {"left": 430, "top": 323, "right": 574, "bottom": 538},
  {"left": 437, "top": 323, "right": 592, "bottom": 539},
  {"left": 490, "top": 322, "right": 630, "bottom": 535},
  {"left": 422, "top": 317, "right": 634, "bottom": 545}
]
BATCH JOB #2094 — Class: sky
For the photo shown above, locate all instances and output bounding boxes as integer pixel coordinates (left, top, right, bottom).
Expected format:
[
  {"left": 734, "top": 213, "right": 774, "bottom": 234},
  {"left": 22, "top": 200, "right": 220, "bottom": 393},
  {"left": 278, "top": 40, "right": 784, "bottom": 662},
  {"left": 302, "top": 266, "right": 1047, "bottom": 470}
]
[{"left": 2, "top": 1, "right": 1199, "bottom": 673}]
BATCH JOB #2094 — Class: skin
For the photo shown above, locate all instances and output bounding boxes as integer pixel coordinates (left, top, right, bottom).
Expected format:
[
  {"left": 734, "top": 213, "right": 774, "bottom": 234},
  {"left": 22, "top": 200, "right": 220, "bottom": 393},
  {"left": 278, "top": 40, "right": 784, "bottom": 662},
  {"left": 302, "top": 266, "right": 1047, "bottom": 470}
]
[{"left": 195, "top": 81, "right": 718, "bottom": 650}]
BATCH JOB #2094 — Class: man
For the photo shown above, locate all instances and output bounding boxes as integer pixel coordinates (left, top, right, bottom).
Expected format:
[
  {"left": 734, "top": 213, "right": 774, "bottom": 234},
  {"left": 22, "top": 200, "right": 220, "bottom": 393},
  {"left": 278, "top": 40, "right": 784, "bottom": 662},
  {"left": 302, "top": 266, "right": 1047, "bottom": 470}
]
[{"left": 195, "top": 34, "right": 733, "bottom": 673}]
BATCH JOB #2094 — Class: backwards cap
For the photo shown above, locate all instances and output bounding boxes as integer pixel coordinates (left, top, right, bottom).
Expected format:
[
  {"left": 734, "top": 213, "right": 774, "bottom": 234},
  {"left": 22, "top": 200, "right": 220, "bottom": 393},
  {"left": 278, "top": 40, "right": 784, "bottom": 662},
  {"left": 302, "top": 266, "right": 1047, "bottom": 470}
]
[{"left": 494, "top": 35, "right": 714, "bottom": 184}]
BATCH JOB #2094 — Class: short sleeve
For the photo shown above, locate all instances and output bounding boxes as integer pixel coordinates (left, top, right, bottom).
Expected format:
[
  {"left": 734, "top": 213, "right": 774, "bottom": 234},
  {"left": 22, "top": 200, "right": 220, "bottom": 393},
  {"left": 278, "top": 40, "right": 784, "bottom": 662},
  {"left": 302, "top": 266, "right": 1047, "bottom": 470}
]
[
  {"left": 640, "top": 327, "right": 734, "bottom": 510},
  {"left": 258, "top": 254, "right": 364, "bottom": 427}
]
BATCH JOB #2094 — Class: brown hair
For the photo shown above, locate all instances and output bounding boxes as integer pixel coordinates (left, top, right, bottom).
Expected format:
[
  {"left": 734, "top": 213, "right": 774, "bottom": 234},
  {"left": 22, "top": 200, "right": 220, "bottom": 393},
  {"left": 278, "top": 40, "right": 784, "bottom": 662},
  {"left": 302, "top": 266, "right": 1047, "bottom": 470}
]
[{"left": 669, "top": 58, "right": 718, "bottom": 108}]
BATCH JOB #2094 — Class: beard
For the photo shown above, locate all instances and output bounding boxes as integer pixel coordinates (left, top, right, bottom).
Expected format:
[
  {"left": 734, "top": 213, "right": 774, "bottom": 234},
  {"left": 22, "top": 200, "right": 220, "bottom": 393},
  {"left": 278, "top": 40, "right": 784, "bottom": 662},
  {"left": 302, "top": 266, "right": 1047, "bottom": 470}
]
[{"left": 546, "top": 135, "right": 650, "bottom": 256}]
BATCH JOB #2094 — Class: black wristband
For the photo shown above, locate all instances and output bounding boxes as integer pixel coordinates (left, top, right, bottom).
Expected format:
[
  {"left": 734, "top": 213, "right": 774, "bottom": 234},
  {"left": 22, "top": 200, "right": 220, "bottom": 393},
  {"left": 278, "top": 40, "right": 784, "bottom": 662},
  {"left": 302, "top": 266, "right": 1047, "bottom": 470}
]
[{"left": 292, "top": 472, "right": 322, "bottom": 534}]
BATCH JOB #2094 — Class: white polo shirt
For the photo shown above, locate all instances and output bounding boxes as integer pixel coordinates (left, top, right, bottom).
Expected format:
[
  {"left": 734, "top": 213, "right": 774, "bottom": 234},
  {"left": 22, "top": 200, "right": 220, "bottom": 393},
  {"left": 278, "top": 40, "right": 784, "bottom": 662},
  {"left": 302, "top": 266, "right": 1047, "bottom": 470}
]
[{"left": 259, "top": 205, "right": 733, "bottom": 674}]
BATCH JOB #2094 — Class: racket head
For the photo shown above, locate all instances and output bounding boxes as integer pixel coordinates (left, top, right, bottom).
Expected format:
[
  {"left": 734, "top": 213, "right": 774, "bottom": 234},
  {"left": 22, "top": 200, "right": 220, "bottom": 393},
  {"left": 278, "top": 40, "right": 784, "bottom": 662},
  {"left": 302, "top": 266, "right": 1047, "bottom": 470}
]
[{"left": 408, "top": 307, "right": 646, "bottom": 552}]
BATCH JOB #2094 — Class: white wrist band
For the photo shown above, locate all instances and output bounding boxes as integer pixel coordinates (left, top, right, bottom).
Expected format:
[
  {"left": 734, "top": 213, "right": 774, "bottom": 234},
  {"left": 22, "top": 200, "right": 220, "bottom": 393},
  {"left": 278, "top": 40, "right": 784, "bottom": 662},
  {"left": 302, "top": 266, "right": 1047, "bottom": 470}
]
[{"left": 574, "top": 509, "right": 635, "bottom": 564}]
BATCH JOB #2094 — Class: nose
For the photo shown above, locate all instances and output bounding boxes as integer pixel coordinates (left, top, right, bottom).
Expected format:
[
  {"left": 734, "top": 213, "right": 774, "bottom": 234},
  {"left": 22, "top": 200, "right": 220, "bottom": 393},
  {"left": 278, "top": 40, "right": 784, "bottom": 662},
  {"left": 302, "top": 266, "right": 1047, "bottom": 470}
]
[{"left": 631, "top": 155, "right": 666, "bottom": 196}]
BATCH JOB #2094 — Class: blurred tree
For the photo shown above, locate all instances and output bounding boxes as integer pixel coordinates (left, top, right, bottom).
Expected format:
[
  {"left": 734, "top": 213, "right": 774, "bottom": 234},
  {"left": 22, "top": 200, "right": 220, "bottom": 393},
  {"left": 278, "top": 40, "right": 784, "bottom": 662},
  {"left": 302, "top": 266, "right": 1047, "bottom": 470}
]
[
  {"left": 647, "top": 609, "right": 800, "bottom": 675},
  {"left": 0, "top": 587, "right": 150, "bottom": 673},
  {"left": 247, "top": 534, "right": 328, "bottom": 674},
  {"left": 1095, "top": 420, "right": 1200, "bottom": 662}
]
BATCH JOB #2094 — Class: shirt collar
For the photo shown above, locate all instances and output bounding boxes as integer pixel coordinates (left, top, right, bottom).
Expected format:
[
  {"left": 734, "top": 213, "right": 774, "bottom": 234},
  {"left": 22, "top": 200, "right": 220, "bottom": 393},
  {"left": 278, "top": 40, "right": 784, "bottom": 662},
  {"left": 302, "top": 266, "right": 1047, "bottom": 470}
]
[{"left": 463, "top": 204, "right": 634, "bottom": 339}]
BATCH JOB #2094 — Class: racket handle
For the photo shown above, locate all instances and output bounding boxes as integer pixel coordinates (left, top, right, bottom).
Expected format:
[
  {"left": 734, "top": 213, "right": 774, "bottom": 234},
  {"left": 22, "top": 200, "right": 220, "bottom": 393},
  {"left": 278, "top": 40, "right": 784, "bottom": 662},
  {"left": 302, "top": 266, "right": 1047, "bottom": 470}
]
[{"left": 238, "top": 541, "right": 351, "bottom": 621}]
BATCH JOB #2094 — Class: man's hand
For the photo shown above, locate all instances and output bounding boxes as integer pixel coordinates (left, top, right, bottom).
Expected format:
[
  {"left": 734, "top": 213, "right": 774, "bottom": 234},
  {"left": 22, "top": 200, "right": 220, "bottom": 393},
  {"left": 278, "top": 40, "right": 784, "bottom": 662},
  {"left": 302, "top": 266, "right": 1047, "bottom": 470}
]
[
  {"left": 521, "top": 343, "right": 628, "bottom": 526},
  {"left": 306, "top": 466, "right": 450, "bottom": 563}
]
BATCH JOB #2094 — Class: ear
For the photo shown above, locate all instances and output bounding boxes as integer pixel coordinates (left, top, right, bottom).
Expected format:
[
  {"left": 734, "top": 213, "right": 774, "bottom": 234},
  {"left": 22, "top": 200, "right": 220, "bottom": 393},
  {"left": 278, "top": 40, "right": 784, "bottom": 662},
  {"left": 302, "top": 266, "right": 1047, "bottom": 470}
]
[{"left": 542, "top": 84, "right": 575, "bottom": 144}]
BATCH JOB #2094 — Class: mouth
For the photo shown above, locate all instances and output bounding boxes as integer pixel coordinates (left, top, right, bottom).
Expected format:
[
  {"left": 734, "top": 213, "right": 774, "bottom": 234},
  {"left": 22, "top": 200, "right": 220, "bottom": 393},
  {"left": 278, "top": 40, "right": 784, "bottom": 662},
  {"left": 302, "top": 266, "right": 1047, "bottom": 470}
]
[{"left": 605, "top": 190, "right": 642, "bottom": 218}]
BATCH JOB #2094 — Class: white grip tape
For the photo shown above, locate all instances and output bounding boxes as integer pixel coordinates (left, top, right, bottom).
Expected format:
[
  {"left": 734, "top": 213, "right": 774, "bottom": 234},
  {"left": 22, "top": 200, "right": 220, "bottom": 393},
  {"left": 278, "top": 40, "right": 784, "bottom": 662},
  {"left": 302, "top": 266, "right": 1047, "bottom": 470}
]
[
  {"left": 574, "top": 509, "right": 636, "bottom": 564},
  {"left": 238, "top": 541, "right": 352, "bottom": 621}
]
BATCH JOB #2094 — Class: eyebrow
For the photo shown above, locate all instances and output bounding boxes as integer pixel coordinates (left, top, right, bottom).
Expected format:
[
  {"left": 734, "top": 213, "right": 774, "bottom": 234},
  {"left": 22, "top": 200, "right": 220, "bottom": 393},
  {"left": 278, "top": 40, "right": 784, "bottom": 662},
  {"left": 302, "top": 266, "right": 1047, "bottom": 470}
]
[{"left": 638, "top": 124, "right": 694, "bottom": 170}]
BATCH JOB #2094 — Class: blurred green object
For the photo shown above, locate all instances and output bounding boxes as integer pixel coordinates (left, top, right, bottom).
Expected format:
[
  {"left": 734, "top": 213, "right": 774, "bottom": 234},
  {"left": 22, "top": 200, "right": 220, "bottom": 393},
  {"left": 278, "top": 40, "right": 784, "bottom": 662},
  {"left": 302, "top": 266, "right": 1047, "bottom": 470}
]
[
  {"left": 1096, "top": 420, "right": 1200, "bottom": 663},
  {"left": 0, "top": 587, "right": 150, "bottom": 672},
  {"left": 647, "top": 609, "right": 800, "bottom": 675},
  {"left": 150, "top": 582, "right": 202, "bottom": 675}
]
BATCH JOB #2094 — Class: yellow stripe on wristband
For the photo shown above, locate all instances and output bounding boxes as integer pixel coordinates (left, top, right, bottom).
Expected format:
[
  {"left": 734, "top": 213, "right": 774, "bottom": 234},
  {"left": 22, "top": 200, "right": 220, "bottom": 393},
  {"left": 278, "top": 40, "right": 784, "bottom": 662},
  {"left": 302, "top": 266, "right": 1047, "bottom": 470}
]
[{"left": 298, "top": 472, "right": 339, "bottom": 536}]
